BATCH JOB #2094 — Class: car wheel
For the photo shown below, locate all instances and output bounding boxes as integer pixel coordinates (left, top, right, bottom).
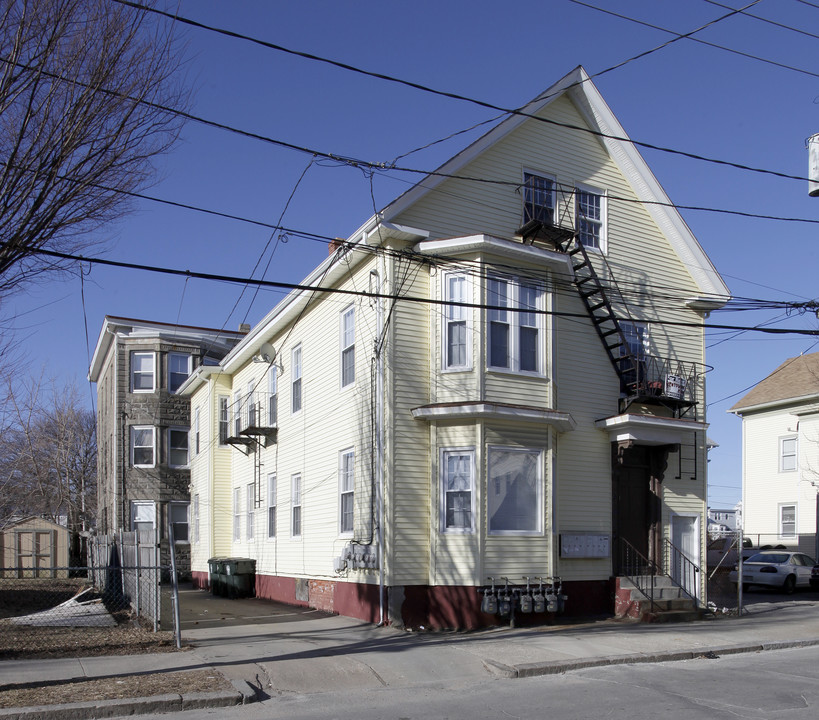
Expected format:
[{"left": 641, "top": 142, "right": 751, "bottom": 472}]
[
  {"left": 783, "top": 575, "right": 796, "bottom": 594},
  {"left": 742, "top": 583, "right": 750, "bottom": 593}
]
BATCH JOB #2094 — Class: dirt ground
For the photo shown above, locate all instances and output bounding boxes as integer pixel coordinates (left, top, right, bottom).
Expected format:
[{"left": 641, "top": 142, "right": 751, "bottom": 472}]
[
  {"left": 0, "top": 669, "right": 233, "bottom": 708},
  {"left": 0, "top": 579, "right": 235, "bottom": 709}
]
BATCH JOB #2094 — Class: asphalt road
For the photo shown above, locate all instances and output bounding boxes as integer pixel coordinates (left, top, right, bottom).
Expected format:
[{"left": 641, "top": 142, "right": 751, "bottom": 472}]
[{"left": 130, "top": 642, "right": 819, "bottom": 720}]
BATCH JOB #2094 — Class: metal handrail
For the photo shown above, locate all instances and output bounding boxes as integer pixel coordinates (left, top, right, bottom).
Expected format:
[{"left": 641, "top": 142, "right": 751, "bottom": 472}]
[
  {"left": 664, "top": 538, "right": 702, "bottom": 607},
  {"left": 617, "top": 537, "right": 659, "bottom": 613}
]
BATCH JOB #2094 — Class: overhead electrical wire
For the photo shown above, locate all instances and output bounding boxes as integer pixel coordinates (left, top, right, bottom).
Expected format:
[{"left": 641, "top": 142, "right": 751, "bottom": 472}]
[
  {"left": 109, "top": 0, "right": 812, "bottom": 185},
  {"left": 570, "top": 0, "right": 819, "bottom": 80},
  {"left": 11, "top": 242, "right": 819, "bottom": 337},
  {"left": 703, "top": 0, "right": 819, "bottom": 41}
]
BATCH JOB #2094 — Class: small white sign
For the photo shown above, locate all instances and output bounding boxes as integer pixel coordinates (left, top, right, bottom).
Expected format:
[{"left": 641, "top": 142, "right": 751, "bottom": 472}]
[{"left": 665, "top": 374, "right": 686, "bottom": 399}]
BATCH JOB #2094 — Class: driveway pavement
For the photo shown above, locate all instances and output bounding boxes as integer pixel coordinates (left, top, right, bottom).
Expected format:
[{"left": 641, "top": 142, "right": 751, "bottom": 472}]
[{"left": 4, "top": 584, "right": 819, "bottom": 719}]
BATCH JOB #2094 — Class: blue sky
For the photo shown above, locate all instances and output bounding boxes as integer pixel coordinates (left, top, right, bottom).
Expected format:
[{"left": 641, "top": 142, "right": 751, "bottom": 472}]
[{"left": 7, "top": 1, "right": 819, "bottom": 509}]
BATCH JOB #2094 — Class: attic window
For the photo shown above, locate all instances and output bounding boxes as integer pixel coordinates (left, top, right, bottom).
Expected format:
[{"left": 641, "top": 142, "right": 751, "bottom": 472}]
[{"left": 523, "top": 173, "right": 554, "bottom": 225}]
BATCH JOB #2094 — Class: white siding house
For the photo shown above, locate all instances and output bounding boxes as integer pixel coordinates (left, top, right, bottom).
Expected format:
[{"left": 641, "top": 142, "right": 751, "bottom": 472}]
[
  {"left": 730, "top": 352, "right": 819, "bottom": 560},
  {"left": 180, "top": 67, "right": 729, "bottom": 628}
]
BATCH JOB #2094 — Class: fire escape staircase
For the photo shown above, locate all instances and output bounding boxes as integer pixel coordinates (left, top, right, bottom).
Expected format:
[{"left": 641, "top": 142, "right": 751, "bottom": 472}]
[{"left": 518, "top": 219, "right": 639, "bottom": 399}]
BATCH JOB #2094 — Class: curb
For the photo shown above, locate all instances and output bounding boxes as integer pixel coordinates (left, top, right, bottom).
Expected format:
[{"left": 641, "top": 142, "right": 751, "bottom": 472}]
[
  {"left": 484, "top": 638, "right": 819, "bottom": 678},
  {"left": 0, "top": 689, "right": 244, "bottom": 720}
]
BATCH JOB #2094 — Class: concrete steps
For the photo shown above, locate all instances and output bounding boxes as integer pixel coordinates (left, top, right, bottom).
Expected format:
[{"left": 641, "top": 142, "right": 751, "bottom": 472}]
[{"left": 614, "top": 576, "right": 704, "bottom": 623}]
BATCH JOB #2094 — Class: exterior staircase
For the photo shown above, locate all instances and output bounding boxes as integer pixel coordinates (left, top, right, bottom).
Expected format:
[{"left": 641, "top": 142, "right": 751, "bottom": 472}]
[{"left": 614, "top": 576, "right": 703, "bottom": 623}]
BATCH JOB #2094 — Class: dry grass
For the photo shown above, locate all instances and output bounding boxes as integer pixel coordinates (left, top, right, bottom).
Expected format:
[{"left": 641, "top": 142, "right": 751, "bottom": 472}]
[{"left": 0, "top": 669, "right": 233, "bottom": 708}]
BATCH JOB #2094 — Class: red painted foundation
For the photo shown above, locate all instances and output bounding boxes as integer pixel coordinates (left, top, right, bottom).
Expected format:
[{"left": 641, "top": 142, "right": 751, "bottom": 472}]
[
  {"left": 248, "top": 573, "right": 614, "bottom": 629},
  {"left": 191, "top": 570, "right": 208, "bottom": 591}
]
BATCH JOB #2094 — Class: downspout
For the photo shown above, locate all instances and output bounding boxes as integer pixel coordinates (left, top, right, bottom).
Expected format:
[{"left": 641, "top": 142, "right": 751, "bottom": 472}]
[{"left": 375, "top": 261, "right": 386, "bottom": 626}]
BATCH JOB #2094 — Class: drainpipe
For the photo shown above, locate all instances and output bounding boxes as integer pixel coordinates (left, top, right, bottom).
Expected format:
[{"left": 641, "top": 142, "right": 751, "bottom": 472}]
[{"left": 375, "top": 261, "right": 386, "bottom": 626}]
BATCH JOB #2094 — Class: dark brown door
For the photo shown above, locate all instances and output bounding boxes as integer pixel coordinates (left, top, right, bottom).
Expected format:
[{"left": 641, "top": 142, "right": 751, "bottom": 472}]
[{"left": 613, "top": 445, "right": 660, "bottom": 573}]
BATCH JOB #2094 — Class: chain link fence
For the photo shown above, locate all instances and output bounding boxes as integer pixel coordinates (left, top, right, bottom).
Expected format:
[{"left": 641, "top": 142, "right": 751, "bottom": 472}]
[{"left": 0, "top": 531, "right": 180, "bottom": 658}]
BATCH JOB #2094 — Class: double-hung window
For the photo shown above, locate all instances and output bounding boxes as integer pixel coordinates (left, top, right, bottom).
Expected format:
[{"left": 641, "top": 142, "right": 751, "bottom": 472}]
[
  {"left": 488, "top": 447, "right": 543, "bottom": 535},
  {"left": 291, "top": 473, "right": 302, "bottom": 537},
  {"left": 440, "top": 449, "right": 475, "bottom": 533},
  {"left": 246, "top": 482, "right": 255, "bottom": 540},
  {"left": 246, "top": 381, "right": 256, "bottom": 427},
  {"left": 168, "top": 427, "right": 189, "bottom": 468},
  {"left": 267, "top": 367, "right": 278, "bottom": 426},
  {"left": 131, "top": 352, "right": 155, "bottom": 392},
  {"left": 339, "top": 449, "right": 355, "bottom": 535},
  {"left": 168, "top": 353, "right": 192, "bottom": 392},
  {"left": 444, "top": 273, "right": 470, "bottom": 370},
  {"left": 341, "top": 306, "right": 355, "bottom": 387},
  {"left": 193, "top": 408, "right": 200, "bottom": 456},
  {"left": 233, "top": 391, "right": 242, "bottom": 436},
  {"left": 780, "top": 437, "right": 797, "bottom": 472},
  {"left": 576, "top": 186, "right": 606, "bottom": 252},
  {"left": 169, "top": 501, "right": 189, "bottom": 543},
  {"left": 523, "top": 172, "right": 554, "bottom": 224},
  {"left": 267, "top": 473, "right": 277, "bottom": 538},
  {"left": 130, "top": 426, "right": 155, "bottom": 467},
  {"left": 780, "top": 504, "right": 796, "bottom": 538},
  {"left": 193, "top": 494, "right": 200, "bottom": 544},
  {"left": 487, "top": 277, "right": 543, "bottom": 374},
  {"left": 218, "top": 396, "right": 229, "bottom": 445},
  {"left": 233, "top": 488, "right": 241, "bottom": 541},
  {"left": 131, "top": 501, "right": 155, "bottom": 538},
  {"left": 292, "top": 345, "right": 303, "bottom": 414}
]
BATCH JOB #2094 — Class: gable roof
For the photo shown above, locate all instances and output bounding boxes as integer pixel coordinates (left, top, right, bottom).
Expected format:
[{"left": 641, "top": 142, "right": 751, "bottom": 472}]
[
  {"left": 360, "top": 65, "right": 729, "bottom": 306},
  {"left": 729, "top": 352, "right": 819, "bottom": 414}
]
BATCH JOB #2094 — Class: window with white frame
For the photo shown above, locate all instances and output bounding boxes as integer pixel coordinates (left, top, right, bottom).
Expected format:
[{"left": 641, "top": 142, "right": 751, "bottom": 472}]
[
  {"left": 780, "top": 504, "right": 796, "bottom": 537},
  {"left": 168, "top": 427, "right": 189, "bottom": 468},
  {"left": 291, "top": 473, "right": 302, "bottom": 537},
  {"left": 169, "top": 501, "right": 189, "bottom": 543},
  {"left": 233, "top": 487, "right": 241, "bottom": 541},
  {"left": 168, "top": 352, "right": 192, "bottom": 392},
  {"left": 267, "top": 366, "right": 278, "bottom": 426},
  {"left": 193, "top": 407, "right": 200, "bottom": 456},
  {"left": 131, "top": 352, "right": 155, "bottom": 392},
  {"left": 780, "top": 436, "right": 797, "bottom": 472},
  {"left": 441, "top": 449, "right": 475, "bottom": 533},
  {"left": 246, "top": 380, "right": 256, "bottom": 427},
  {"left": 339, "top": 449, "right": 354, "bottom": 535},
  {"left": 218, "top": 396, "right": 229, "bottom": 445},
  {"left": 487, "top": 277, "right": 543, "bottom": 373},
  {"left": 130, "top": 426, "right": 155, "bottom": 467},
  {"left": 292, "top": 345, "right": 303, "bottom": 414},
  {"left": 576, "top": 187, "right": 606, "bottom": 251},
  {"left": 267, "top": 473, "right": 277, "bottom": 538},
  {"left": 488, "top": 447, "right": 543, "bottom": 535},
  {"left": 523, "top": 172, "right": 554, "bottom": 224},
  {"left": 233, "top": 391, "right": 242, "bottom": 436},
  {"left": 193, "top": 494, "right": 200, "bottom": 544},
  {"left": 246, "top": 483, "right": 255, "bottom": 540},
  {"left": 130, "top": 501, "right": 155, "bottom": 539},
  {"left": 341, "top": 306, "right": 355, "bottom": 387},
  {"left": 444, "top": 273, "right": 470, "bottom": 370}
]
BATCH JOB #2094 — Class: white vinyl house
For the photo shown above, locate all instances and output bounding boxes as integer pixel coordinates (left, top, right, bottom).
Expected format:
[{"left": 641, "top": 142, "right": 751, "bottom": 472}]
[
  {"left": 180, "top": 66, "right": 729, "bottom": 628},
  {"left": 730, "top": 352, "right": 819, "bottom": 559}
]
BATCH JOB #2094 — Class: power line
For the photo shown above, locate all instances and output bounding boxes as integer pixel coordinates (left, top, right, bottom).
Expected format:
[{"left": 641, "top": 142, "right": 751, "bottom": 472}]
[
  {"left": 13, "top": 242, "right": 819, "bottom": 337},
  {"left": 703, "top": 0, "right": 819, "bottom": 41},
  {"left": 571, "top": 0, "right": 819, "bottom": 80},
  {"left": 112, "top": 0, "right": 812, "bottom": 185}
]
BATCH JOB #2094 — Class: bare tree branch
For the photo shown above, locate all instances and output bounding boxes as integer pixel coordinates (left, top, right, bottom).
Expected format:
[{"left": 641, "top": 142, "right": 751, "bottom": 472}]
[{"left": 0, "top": 0, "right": 188, "bottom": 297}]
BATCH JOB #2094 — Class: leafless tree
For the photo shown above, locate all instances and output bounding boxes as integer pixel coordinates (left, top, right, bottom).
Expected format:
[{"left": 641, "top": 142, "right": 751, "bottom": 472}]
[
  {"left": 0, "top": 0, "right": 187, "bottom": 297},
  {"left": 0, "top": 374, "right": 96, "bottom": 564}
]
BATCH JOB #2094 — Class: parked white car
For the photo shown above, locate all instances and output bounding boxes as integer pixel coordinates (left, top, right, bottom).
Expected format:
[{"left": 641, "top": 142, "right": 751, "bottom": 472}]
[{"left": 729, "top": 551, "right": 816, "bottom": 594}]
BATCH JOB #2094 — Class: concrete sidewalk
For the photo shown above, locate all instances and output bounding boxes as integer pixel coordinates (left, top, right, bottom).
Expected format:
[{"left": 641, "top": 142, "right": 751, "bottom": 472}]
[{"left": 3, "top": 590, "right": 819, "bottom": 719}]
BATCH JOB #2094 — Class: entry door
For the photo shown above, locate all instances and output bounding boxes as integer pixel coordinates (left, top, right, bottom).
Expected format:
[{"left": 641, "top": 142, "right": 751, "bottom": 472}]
[{"left": 671, "top": 515, "right": 700, "bottom": 600}]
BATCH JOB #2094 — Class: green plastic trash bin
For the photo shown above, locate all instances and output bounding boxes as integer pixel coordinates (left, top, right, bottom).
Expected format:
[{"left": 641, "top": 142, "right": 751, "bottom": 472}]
[
  {"left": 223, "top": 557, "right": 256, "bottom": 598},
  {"left": 208, "top": 557, "right": 224, "bottom": 595}
]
